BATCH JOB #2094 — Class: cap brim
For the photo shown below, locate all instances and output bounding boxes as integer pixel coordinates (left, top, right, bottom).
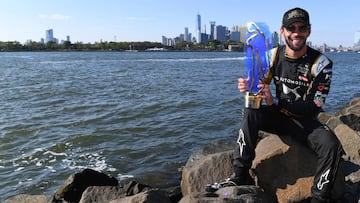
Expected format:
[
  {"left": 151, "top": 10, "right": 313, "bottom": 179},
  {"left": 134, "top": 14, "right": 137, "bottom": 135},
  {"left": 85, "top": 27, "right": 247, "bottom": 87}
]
[{"left": 283, "top": 18, "right": 307, "bottom": 27}]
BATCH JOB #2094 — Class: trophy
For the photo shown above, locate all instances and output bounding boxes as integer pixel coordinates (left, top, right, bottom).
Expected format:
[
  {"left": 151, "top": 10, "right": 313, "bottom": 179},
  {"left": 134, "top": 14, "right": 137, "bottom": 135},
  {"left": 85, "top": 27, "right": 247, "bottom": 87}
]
[{"left": 244, "top": 22, "right": 272, "bottom": 109}]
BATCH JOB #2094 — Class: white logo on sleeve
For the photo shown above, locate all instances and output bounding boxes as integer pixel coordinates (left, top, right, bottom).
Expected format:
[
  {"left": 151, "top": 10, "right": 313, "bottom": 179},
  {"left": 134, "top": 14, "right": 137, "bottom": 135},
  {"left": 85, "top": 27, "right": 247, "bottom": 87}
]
[
  {"left": 237, "top": 129, "right": 246, "bottom": 157},
  {"left": 317, "top": 168, "right": 330, "bottom": 190}
]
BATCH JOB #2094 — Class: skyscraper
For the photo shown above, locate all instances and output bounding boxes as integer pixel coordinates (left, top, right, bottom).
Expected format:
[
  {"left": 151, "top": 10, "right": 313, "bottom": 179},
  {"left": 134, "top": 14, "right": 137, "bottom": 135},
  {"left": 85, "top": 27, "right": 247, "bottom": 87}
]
[
  {"left": 184, "top": 27, "right": 189, "bottom": 42},
  {"left": 45, "top": 29, "right": 54, "bottom": 43},
  {"left": 210, "top": 21, "right": 215, "bottom": 41},
  {"left": 215, "top": 25, "right": 227, "bottom": 41},
  {"left": 196, "top": 13, "right": 201, "bottom": 43}
]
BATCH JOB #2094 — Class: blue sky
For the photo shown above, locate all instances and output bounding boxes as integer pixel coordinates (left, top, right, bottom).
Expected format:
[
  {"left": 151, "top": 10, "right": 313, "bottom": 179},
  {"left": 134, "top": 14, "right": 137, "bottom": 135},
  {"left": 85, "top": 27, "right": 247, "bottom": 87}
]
[{"left": 0, "top": 0, "right": 358, "bottom": 47}]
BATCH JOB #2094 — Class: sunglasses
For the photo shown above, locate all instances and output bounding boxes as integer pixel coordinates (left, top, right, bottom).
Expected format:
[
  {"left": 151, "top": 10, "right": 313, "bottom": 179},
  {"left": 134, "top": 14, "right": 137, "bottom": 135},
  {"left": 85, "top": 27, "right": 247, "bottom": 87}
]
[{"left": 285, "top": 25, "right": 309, "bottom": 33}]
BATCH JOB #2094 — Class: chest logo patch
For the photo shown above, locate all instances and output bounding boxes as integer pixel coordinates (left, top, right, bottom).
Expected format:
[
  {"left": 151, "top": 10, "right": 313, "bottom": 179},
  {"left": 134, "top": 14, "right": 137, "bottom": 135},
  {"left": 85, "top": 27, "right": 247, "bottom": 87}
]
[{"left": 282, "top": 83, "right": 301, "bottom": 100}]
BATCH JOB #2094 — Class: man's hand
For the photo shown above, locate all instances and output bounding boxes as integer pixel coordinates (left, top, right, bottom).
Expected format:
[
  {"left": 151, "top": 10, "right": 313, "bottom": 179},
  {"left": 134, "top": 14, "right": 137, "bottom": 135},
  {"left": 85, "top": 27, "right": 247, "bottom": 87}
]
[
  {"left": 257, "top": 81, "right": 274, "bottom": 106},
  {"left": 238, "top": 78, "right": 274, "bottom": 106},
  {"left": 237, "top": 78, "right": 248, "bottom": 92}
]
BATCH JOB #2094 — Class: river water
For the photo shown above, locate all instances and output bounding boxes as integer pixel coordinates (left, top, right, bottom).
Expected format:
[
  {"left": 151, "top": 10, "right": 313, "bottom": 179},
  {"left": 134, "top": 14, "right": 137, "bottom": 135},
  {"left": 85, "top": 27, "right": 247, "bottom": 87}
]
[{"left": 0, "top": 51, "right": 359, "bottom": 200}]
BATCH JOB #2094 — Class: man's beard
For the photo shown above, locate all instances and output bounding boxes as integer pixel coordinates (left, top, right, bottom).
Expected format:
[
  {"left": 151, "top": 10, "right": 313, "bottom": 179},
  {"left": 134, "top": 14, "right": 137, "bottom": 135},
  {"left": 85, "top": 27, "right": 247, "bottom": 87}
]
[{"left": 285, "top": 37, "right": 307, "bottom": 51}]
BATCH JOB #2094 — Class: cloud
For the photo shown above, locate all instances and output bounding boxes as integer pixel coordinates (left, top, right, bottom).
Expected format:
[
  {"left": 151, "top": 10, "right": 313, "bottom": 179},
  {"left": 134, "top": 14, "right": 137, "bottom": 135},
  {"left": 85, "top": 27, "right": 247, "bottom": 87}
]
[{"left": 38, "top": 14, "right": 71, "bottom": 20}]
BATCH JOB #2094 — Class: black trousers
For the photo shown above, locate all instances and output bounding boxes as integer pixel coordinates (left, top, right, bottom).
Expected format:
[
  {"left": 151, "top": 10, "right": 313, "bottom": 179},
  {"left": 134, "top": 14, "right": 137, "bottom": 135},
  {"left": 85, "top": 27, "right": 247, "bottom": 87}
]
[{"left": 233, "top": 105, "right": 344, "bottom": 200}]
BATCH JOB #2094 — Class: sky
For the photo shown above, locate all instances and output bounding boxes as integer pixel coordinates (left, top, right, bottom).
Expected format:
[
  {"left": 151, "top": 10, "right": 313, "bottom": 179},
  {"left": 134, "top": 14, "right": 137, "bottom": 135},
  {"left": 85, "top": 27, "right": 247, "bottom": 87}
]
[{"left": 0, "top": 0, "right": 359, "bottom": 47}]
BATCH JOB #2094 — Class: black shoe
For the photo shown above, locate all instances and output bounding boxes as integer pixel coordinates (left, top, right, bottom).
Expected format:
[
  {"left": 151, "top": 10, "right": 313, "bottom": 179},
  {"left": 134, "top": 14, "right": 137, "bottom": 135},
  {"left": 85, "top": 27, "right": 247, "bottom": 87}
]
[{"left": 229, "top": 172, "right": 255, "bottom": 186}]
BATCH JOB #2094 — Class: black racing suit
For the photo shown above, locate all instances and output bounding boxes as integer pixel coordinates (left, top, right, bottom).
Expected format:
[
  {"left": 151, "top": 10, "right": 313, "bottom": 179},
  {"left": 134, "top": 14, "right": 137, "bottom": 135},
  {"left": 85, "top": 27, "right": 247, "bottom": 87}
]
[{"left": 233, "top": 45, "right": 344, "bottom": 201}]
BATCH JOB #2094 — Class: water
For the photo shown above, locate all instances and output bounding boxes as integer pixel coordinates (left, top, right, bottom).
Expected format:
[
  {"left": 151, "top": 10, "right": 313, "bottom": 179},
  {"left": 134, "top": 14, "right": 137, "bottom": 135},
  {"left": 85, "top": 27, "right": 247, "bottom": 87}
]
[{"left": 0, "top": 51, "right": 359, "bottom": 200}]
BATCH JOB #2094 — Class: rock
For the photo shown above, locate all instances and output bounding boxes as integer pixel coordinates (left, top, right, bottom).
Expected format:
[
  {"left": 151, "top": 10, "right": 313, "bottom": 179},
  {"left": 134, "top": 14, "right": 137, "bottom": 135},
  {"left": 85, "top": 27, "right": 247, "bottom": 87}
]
[
  {"left": 79, "top": 186, "right": 123, "bottom": 203},
  {"left": 179, "top": 133, "right": 345, "bottom": 203},
  {"left": 180, "top": 140, "right": 234, "bottom": 196},
  {"left": 335, "top": 97, "right": 360, "bottom": 116},
  {"left": 255, "top": 132, "right": 349, "bottom": 202},
  {"left": 109, "top": 189, "right": 172, "bottom": 203},
  {"left": 3, "top": 194, "right": 52, "bottom": 203},
  {"left": 340, "top": 114, "right": 360, "bottom": 132},
  {"left": 317, "top": 112, "right": 334, "bottom": 124},
  {"left": 180, "top": 185, "right": 276, "bottom": 203},
  {"left": 78, "top": 180, "right": 157, "bottom": 203},
  {"left": 167, "top": 186, "right": 183, "bottom": 203},
  {"left": 327, "top": 98, "right": 360, "bottom": 162},
  {"left": 180, "top": 95, "right": 360, "bottom": 203},
  {"left": 53, "top": 168, "right": 119, "bottom": 202},
  {"left": 123, "top": 180, "right": 152, "bottom": 196},
  {"left": 252, "top": 133, "right": 317, "bottom": 202},
  {"left": 334, "top": 124, "right": 360, "bottom": 160}
]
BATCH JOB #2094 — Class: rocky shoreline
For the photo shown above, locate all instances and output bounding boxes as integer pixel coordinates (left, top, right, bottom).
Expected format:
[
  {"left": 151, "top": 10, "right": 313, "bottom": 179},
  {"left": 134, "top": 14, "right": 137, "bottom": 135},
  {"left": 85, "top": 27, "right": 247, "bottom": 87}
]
[{"left": 5, "top": 97, "right": 360, "bottom": 203}]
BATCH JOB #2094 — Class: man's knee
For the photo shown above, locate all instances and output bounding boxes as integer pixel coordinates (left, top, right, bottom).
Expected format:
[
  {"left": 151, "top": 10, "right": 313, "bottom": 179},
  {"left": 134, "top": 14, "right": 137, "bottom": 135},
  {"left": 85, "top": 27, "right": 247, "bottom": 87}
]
[{"left": 309, "top": 126, "right": 341, "bottom": 153}]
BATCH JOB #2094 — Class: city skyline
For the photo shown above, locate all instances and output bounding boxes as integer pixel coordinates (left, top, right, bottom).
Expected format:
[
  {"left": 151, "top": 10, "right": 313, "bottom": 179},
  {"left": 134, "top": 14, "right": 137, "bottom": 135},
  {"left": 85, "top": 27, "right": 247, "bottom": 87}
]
[{"left": 1, "top": 0, "right": 360, "bottom": 47}]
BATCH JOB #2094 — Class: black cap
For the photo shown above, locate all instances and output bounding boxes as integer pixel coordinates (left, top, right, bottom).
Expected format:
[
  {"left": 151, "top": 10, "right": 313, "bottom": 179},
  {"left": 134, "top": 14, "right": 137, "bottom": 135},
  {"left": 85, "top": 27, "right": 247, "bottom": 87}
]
[{"left": 282, "top": 7, "right": 310, "bottom": 27}]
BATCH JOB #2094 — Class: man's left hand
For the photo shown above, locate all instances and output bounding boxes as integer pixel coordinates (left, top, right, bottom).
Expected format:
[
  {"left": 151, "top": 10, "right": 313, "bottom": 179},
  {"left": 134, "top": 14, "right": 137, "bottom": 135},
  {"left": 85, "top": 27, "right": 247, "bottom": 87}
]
[{"left": 257, "top": 82, "right": 274, "bottom": 106}]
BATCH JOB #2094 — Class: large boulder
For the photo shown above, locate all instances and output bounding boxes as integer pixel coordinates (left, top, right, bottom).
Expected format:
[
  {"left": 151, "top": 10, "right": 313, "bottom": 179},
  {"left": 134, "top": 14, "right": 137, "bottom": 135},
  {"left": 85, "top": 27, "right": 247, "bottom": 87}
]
[
  {"left": 179, "top": 140, "right": 276, "bottom": 202},
  {"left": 180, "top": 97, "right": 360, "bottom": 203},
  {"left": 3, "top": 195, "right": 52, "bottom": 203},
  {"left": 180, "top": 140, "right": 234, "bottom": 196},
  {"left": 323, "top": 97, "right": 360, "bottom": 162},
  {"left": 79, "top": 186, "right": 123, "bottom": 203},
  {"left": 179, "top": 185, "right": 275, "bottom": 203},
  {"left": 179, "top": 133, "right": 325, "bottom": 203},
  {"left": 109, "top": 189, "right": 172, "bottom": 203},
  {"left": 252, "top": 133, "right": 317, "bottom": 202},
  {"left": 53, "top": 168, "right": 119, "bottom": 202},
  {"left": 254, "top": 132, "right": 348, "bottom": 202}
]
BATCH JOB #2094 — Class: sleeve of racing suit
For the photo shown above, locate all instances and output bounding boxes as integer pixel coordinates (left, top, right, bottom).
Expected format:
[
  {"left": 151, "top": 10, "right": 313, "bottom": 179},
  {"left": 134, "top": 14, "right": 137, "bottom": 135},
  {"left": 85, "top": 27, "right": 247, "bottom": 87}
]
[{"left": 279, "top": 55, "right": 333, "bottom": 117}]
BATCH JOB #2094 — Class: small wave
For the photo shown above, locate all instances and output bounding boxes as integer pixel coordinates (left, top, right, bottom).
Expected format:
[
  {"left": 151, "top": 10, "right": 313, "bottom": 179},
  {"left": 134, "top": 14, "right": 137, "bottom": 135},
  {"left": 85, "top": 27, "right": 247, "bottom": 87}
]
[
  {"left": 44, "top": 151, "right": 67, "bottom": 157},
  {"left": 117, "top": 174, "right": 135, "bottom": 182},
  {"left": 14, "top": 167, "right": 25, "bottom": 172}
]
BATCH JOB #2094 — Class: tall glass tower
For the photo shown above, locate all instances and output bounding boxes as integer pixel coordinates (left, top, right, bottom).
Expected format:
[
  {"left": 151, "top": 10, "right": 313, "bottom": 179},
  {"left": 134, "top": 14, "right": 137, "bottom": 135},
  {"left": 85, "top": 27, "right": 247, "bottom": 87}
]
[
  {"left": 45, "top": 29, "right": 54, "bottom": 43},
  {"left": 210, "top": 21, "right": 215, "bottom": 40},
  {"left": 196, "top": 13, "right": 201, "bottom": 43},
  {"left": 184, "top": 27, "right": 189, "bottom": 42}
]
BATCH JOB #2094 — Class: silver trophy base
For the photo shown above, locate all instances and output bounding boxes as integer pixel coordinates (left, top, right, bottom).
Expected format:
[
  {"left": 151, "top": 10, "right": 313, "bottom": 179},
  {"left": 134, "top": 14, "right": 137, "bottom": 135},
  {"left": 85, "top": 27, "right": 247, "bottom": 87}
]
[{"left": 244, "top": 92, "right": 262, "bottom": 109}]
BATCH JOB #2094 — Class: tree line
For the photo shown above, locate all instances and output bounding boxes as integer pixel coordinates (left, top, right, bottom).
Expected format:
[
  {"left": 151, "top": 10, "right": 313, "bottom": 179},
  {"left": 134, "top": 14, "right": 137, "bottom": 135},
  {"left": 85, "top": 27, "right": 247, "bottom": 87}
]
[{"left": 0, "top": 40, "right": 244, "bottom": 52}]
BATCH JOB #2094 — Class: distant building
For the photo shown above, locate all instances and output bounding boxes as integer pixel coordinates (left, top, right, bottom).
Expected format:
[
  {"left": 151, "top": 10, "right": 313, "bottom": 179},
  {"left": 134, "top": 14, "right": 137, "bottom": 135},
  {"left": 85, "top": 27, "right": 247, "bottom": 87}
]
[
  {"left": 215, "top": 25, "right": 227, "bottom": 41},
  {"left": 162, "top": 36, "right": 175, "bottom": 46},
  {"left": 201, "top": 33, "right": 209, "bottom": 43},
  {"left": 184, "top": 27, "right": 189, "bottom": 42},
  {"left": 196, "top": 14, "right": 201, "bottom": 43},
  {"left": 196, "top": 13, "right": 201, "bottom": 43},
  {"left": 239, "top": 26, "right": 247, "bottom": 43},
  {"left": 230, "top": 31, "right": 241, "bottom": 42},
  {"left": 354, "top": 31, "right": 360, "bottom": 47},
  {"left": 210, "top": 21, "right": 215, "bottom": 40},
  {"left": 231, "top": 25, "right": 246, "bottom": 43},
  {"left": 179, "top": 34, "right": 185, "bottom": 43},
  {"left": 45, "top": 29, "right": 55, "bottom": 43},
  {"left": 162, "top": 36, "right": 168, "bottom": 45},
  {"left": 272, "top": 31, "right": 280, "bottom": 47}
]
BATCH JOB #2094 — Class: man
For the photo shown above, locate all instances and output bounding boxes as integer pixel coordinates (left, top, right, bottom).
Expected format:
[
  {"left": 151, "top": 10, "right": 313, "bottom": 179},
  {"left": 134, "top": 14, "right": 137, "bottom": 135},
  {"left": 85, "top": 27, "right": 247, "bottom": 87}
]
[{"left": 233, "top": 7, "right": 344, "bottom": 203}]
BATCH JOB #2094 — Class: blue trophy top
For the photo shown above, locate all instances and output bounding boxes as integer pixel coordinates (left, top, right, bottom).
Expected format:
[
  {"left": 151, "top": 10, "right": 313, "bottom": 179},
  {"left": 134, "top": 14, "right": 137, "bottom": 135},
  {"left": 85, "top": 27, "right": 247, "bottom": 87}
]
[{"left": 245, "top": 22, "right": 272, "bottom": 94}]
